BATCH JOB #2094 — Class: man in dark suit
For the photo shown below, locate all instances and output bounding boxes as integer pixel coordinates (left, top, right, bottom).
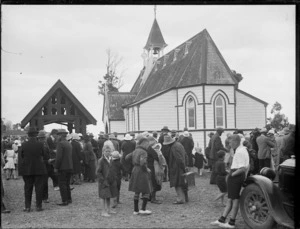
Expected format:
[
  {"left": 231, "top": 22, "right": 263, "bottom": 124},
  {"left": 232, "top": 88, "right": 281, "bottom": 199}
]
[
  {"left": 209, "top": 128, "right": 228, "bottom": 184},
  {"left": 54, "top": 129, "right": 73, "bottom": 206},
  {"left": 46, "top": 129, "right": 59, "bottom": 190},
  {"left": 18, "top": 127, "right": 47, "bottom": 212}
]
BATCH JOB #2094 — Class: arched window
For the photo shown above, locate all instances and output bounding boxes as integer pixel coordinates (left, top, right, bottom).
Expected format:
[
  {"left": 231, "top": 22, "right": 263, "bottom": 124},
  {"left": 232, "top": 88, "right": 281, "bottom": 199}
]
[
  {"left": 214, "top": 95, "right": 225, "bottom": 128},
  {"left": 186, "top": 97, "right": 195, "bottom": 128}
]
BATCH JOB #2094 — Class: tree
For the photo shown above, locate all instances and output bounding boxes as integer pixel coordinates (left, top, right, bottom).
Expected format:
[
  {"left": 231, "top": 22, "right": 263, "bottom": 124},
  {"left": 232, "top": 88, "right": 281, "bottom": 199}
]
[
  {"left": 98, "top": 49, "right": 125, "bottom": 95},
  {"left": 1, "top": 118, "right": 6, "bottom": 132},
  {"left": 4, "top": 120, "right": 13, "bottom": 131},
  {"left": 13, "top": 123, "right": 21, "bottom": 130},
  {"left": 267, "top": 101, "right": 289, "bottom": 131}
]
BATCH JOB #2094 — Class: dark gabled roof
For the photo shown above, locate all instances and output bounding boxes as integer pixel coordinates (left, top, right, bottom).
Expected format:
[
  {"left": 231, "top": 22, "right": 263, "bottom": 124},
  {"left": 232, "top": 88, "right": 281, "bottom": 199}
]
[
  {"left": 132, "top": 29, "right": 238, "bottom": 103},
  {"left": 144, "top": 19, "right": 167, "bottom": 50},
  {"left": 21, "top": 79, "right": 97, "bottom": 128},
  {"left": 106, "top": 92, "right": 136, "bottom": 120}
]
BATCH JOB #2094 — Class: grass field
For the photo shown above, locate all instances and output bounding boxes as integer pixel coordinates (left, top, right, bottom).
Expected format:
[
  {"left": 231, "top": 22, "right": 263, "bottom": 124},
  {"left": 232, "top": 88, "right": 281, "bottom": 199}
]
[{"left": 1, "top": 168, "right": 251, "bottom": 228}]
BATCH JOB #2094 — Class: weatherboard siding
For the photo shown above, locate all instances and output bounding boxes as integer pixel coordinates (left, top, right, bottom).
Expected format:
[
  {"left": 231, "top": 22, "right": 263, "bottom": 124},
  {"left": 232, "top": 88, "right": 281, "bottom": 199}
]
[
  {"left": 205, "top": 85, "right": 235, "bottom": 104},
  {"left": 110, "top": 121, "right": 126, "bottom": 134},
  {"left": 236, "top": 90, "right": 266, "bottom": 129},
  {"left": 139, "top": 90, "right": 177, "bottom": 131}
]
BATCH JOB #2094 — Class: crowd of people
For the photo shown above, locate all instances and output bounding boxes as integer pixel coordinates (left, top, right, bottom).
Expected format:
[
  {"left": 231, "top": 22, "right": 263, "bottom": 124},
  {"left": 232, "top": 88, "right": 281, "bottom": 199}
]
[{"left": 1, "top": 124, "right": 296, "bottom": 228}]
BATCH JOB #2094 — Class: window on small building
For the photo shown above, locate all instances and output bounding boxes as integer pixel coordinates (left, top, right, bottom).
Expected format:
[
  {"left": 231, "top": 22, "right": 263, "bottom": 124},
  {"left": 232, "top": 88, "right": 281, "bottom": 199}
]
[
  {"left": 51, "top": 95, "right": 57, "bottom": 104},
  {"left": 214, "top": 95, "right": 225, "bottom": 128},
  {"left": 42, "top": 106, "right": 48, "bottom": 115},
  {"left": 61, "top": 107, "right": 66, "bottom": 115},
  {"left": 51, "top": 108, "right": 57, "bottom": 115},
  {"left": 186, "top": 97, "right": 195, "bottom": 128}
]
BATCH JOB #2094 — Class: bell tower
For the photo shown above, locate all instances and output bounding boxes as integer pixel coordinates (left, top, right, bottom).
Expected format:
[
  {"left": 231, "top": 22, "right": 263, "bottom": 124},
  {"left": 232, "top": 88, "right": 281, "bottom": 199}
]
[{"left": 141, "top": 6, "right": 167, "bottom": 85}]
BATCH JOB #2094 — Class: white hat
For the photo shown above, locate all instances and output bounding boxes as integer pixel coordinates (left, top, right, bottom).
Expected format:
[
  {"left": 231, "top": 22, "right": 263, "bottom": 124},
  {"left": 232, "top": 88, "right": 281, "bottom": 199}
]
[
  {"left": 183, "top": 131, "right": 189, "bottom": 137},
  {"left": 66, "top": 134, "right": 73, "bottom": 141},
  {"left": 77, "top": 133, "right": 83, "bottom": 137},
  {"left": 267, "top": 129, "right": 275, "bottom": 135},
  {"left": 72, "top": 133, "right": 80, "bottom": 140},
  {"left": 260, "top": 128, "right": 267, "bottom": 133},
  {"left": 152, "top": 143, "right": 162, "bottom": 151},
  {"left": 124, "top": 133, "right": 132, "bottom": 141}
]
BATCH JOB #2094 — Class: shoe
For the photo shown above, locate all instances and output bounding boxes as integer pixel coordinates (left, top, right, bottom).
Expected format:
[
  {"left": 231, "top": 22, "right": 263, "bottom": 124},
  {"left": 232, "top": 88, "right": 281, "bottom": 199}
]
[
  {"left": 173, "top": 201, "right": 184, "bottom": 204},
  {"left": 220, "top": 222, "right": 235, "bottom": 228},
  {"left": 57, "top": 202, "right": 68, "bottom": 206},
  {"left": 151, "top": 199, "right": 162, "bottom": 204},
  {"left": 2, "top": 209, "right": 11, "bottom": 213},
  {"left": 210, "top": 220, "right": 225, "bottom": 227},
  {"left": 133, "top": 211, "right": 139, "bottom": 215},
  {"left": 139, "top": 210, "right": 152, "bottom": 215},
  {"left": 101, "top": 212, "right": 111, "bottom": 217},
  {"left": 36, "top": 207, "right": 44, "bottom": 212},
  {"left": 43, "top": 199, "right": 49, "bottom": 203},
  {"left": 54, "top": 187, "right": 60, "bottom": 191},
  {"left": 23, "top": 208, "right": 31, "bottom": 212}
]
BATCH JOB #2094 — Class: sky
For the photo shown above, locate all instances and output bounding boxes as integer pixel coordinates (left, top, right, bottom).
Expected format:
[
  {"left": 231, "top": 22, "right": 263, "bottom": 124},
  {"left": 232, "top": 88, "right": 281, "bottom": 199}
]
[{"left": 1, "top": 5, "right": 296, "bottom": 135}]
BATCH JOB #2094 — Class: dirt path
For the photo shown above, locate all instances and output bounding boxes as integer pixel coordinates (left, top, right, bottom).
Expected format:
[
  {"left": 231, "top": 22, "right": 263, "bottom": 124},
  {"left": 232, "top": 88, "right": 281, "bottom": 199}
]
[{"left": 1, "top": 169, "right": 250, "bottom": 228}]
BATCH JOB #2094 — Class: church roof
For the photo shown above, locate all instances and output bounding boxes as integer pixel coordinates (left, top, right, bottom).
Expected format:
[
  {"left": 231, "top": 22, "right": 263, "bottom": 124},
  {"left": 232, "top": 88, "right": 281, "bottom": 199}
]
[
  {"left": 144, "top": 19, "right": 167, "bottom": 50},
  {"left": 106, "top": 92, "right": 136, "bottom": 120},
  {"left": 21, "top": 79, "right": 97, "bottom": 128},
  {"left": 131, "top": 29, "right": 238, "bottom": 103}
]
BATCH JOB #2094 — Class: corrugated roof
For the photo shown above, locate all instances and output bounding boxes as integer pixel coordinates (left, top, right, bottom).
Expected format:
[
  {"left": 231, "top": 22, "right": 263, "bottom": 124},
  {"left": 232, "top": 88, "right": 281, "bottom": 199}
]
[
  {"left": 107, "top": 92, "right": 136, "bottom": 120},
  {"left": 144, "top": 19, "right": 167, "bottom": 50},
  {"left": 132, "top": 29, "right": 237, "bottom": 102}
]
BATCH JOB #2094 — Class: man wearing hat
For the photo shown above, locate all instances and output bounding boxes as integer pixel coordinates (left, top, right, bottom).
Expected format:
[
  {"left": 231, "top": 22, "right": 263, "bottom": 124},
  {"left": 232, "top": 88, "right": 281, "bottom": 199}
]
[
  {"left": 158, "top": 126, "right": 170, "bottom": 145},
  {"left": 54, "top": 129, "right": 73, "bottom": 206},
  {"left": 256, "top": 127, "right": 275, "bottom": 171},
  {"left": 46, "top": 129, "right": 59, "bottom": 191},
  {"left": 209, "top": 128, "right": 228, "bottom": 184},
  {"left": 121, "top": 133, "right": 136, "bottom": 181},
  {"left": 37, "top": 130, "right": 56, "bottom": 203},
  {"left": 279, "top": 124, "right": 295, "bottom": 163},
  {"left": 18, "top": 127, "right": 47, "bottom": 212},
  {"left": 163, "top": 135, "right": 189, "bottom": 204},
  {"left": 70, "top": 133, "right": 84, "bottom": 185},
  {"left": 178, "top": 129, "right": 194, "bottom": 169},
  {"left": 204, "top": 132, "right": 214, "bottom": 172}
]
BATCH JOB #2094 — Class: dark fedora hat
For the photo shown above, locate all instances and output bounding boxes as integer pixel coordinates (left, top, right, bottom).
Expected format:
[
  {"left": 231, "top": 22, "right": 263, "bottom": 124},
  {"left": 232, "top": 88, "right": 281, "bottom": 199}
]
[
  {"left": 161, "top": 126, "right": 170, "bottom": 132},
  {"left": 27, "top": 127, "right": 39, "bottom": 136}
]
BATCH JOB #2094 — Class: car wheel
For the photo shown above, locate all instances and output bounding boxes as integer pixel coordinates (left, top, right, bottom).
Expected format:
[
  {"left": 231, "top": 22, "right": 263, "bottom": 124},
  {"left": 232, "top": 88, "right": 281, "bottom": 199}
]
[{"left": 240, "top": 183, "right": 276, "bottom": 229}]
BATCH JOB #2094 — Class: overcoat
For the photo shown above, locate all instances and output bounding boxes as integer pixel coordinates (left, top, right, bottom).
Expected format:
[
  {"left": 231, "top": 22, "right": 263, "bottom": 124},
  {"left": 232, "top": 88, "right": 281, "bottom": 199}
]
[
  {"left": 121, "top": 140, "right": 136, "bottom": 173},
  {"left": 71, "top": 140, "right": 84, "bottom": 174},
  {"left": 147, "top": 147, "right": 161, "bottom": 192},
  {"left": 55, "top": 139, "right": 73, "bottom": 172},
  {"left": 128, "top": 146, "right": 152, "bottom": 194},
  {"left": 256, "top": 135, "right": 275, "bottom": 160},
  {"left": 96, "top": 157, "right": 118, "bottom": 199},
  {"left": 18, "top": 138, "right": 47, "bottom": 176},
  {"left": 193, "top": 153, "right": 207, "bottom": 169},
  {"left": 83, "top": 141, "right": 96, "bottom": 180},
  {"left": 209, "top": 133, "right": 227, "bottom": 162},
  {"left": 179, "top": 136, "right": 194, "bottom": 167},
  {"left": 167, "top": 142, "right": 188, "bottom": 188}
]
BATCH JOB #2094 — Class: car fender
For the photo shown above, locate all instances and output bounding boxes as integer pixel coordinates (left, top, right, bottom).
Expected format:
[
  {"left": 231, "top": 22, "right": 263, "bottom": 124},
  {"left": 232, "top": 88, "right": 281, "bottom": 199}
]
[{"left": 243, "top": 175, "right": 294, "bottom": 229}]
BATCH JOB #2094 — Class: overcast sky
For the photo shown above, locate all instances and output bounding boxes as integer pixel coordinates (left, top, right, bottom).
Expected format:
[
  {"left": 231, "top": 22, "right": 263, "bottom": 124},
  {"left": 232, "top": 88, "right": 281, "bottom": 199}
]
[{"left": 1, "top": 5, "right": 295, "bottom": 135}]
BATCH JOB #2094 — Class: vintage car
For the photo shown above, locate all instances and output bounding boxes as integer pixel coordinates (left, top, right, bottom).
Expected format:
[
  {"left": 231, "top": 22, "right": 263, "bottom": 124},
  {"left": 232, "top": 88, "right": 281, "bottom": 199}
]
[{"left": 240, "top": 156, "right": 295, "bottom": 229}]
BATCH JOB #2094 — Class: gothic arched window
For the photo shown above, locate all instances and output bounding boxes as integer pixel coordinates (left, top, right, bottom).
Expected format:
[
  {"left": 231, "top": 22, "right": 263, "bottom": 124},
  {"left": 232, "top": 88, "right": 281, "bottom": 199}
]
[
  {"left": 214, "top": 95, "right": 225, "bottom": 128},
  {"left": 186, "top": 97, "right": 195, "bottom": 128}
]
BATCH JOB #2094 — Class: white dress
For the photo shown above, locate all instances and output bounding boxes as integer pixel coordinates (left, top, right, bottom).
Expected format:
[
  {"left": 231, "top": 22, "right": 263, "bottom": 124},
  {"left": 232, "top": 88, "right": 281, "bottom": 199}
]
[{"left": 4, "top": 149, "right": 16, "bottom": 169}]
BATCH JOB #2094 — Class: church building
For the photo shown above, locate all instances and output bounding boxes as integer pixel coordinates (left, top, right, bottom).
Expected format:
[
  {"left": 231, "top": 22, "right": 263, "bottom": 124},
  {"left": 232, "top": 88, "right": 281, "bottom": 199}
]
[{"left": 103, "top": 16, "right": 267, "bottom": 147}]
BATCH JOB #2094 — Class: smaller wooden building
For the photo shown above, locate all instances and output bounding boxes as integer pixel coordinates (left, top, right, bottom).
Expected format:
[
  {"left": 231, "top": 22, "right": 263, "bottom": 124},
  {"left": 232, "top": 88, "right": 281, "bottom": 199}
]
[{"left": 21, "top": 79, "right": 97, "bottom": 134}]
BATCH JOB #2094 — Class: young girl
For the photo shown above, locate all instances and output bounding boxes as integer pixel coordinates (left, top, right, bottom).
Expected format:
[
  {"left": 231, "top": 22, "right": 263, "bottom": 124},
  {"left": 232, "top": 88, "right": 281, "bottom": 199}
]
[
  {"left": 213, "top": 150, "right": 228, "bottom": 206},
  {"left": 96, "top": 145, "right": 118, "bottom": 217},
  {"left": 193, "top": 147, "right": 207, "bottom": 176},
  {"left": 3, "top": 143, "right": 16, "bottom": 180}
]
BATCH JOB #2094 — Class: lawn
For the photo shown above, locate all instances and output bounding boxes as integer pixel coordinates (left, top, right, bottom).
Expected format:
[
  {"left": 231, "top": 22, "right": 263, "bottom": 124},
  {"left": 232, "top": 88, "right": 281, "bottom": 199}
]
[{"left": 1, "top": 168, "right": 250, "bottom": 228}]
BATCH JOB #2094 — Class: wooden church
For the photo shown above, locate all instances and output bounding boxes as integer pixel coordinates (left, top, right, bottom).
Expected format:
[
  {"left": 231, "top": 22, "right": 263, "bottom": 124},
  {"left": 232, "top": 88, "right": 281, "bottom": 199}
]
[{"left": 103, "top": 17, "right": 267, "bottom": 147}]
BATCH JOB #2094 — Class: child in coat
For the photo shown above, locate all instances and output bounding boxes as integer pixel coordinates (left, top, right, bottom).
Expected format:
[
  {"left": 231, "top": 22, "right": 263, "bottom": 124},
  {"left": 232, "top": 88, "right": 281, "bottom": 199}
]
[
  {"left": 96, "top": 145, "right": 118, "bottom": 217},
  {"left": 111, "top": 151, "right": 123, "bottom": 208},
  {"left": 213, "top": 150, "right": 228, "bottom": 206},
  {"left": 193, "top": 147, "right": 207, "bottom": 176}
]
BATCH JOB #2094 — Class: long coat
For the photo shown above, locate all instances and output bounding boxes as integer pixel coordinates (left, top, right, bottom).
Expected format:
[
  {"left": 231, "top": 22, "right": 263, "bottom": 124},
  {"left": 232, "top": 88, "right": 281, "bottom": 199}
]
[
  {"left": 55, "top": 139, "right": 73, "bottom": 172},
  {"left": 147, "top": 147, "right": 161, "bottom": 192},
  {"left": 18, "top": 137, "right": 47, "bottom": 176},
  {"left": 256, "top": 135, "right": 275, "bottom": 160},
  {"left": 121, "top": 140, "right": 136, "bottom": 173},
  {"left": 179, "top": 136, "right": 194, "bottom": 167},
  {"left": 71, "top": 140, "right": 84, "bottom": 174},
  {"left": 96, "top": 157, "right": 118, "bottom": 199},
  {"left": 209, "top": 133, "right": 227, "bottom": 162},
  {"left": 128, "top": 146, "right": 152, "bottom": 194},
  {"left": 168, "top": 142, "right": 188, "bottom": 188},
  {"left": 83, "top": 141, "right": 96, "bottom": 180},
  {"left": 193, "top": 153, "right": 207, "bottom": 169}
]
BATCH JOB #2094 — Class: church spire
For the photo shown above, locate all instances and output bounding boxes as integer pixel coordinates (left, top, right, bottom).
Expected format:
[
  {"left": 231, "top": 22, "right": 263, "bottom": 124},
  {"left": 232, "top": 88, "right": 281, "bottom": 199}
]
[{"left": 144, "top": 6, "right": 167, "bottom": 54}]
